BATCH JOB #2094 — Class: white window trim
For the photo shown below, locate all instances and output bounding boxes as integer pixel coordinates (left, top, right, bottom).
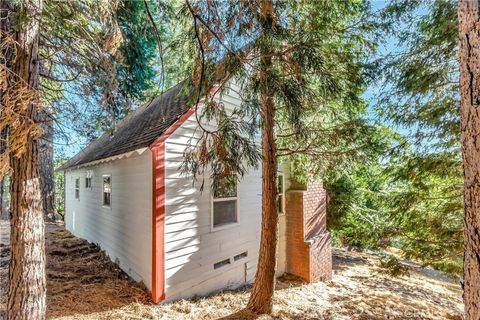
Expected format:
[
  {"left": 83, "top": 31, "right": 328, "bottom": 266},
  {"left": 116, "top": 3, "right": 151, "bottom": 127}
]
[
  {"left": 75, "top": 178, "right": 80, "bottom": 201},
  {"left": 210, "top": 185, "right": 240, "bottom": 232},
  {"left": 102, "top": 174, "right": 112, "bottom": 209},
  {"left": 277, "top": 173, "right": 285, "bottom": 215}
]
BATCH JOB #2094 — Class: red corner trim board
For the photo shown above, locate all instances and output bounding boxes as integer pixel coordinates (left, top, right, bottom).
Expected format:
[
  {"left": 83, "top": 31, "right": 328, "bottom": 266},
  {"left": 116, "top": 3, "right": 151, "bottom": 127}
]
[{"left": 148, "top": 84, "right": 221, "bottom": 303}]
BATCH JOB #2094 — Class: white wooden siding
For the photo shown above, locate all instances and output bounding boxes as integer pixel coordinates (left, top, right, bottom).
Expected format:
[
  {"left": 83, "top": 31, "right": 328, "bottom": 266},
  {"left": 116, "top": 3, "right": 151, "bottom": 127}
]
[
  {"left": 163, "top": 81, "right": 265, "bottom": 301},
  {"left": 64, "top": 150, "right": 152, "bottom": 289},
  {"left": 62, "top": 79, "right": 290, "bottom": 300}
]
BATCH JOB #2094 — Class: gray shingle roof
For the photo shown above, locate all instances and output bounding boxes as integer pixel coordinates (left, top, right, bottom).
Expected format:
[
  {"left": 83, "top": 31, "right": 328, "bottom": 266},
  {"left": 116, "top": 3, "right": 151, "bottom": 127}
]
[{"left": 60, "top": 81, "right": 192, "bottom": 170}]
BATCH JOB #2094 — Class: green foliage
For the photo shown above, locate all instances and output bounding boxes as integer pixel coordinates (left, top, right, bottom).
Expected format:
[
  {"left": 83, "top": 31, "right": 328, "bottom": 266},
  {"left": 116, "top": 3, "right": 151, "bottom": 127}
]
[
  {"left": 116, "top": 0, "right": 158, "bottom": 102},
  {"left": 378, "top": 0, "right": 458, "bottom": 152},
  {"left": 40, "top": 0, "right": 163, "bottom": 144},
  {"left": 319, "top": 1, "right": 462, "bottom": 276},
  {"left": 387, "top": 149, "right": 463, "bottom": 275},
  {"left": 323, "top": 144, "right": 397, "bottom": 251},
  {"left": 178, "top": 0, "right": 380, "bottom": 191},
  {"left": 377, "top": 0, "right": 462, "bottom": 276},
  {"left": 379, "top": 255, "right": 410, "bottom": 277},
  {"left": 85, "top": 0, "right": 160, "bottom": 136},
  {"left": 319, "top": 0, "right": 463, "bottom": 276}
]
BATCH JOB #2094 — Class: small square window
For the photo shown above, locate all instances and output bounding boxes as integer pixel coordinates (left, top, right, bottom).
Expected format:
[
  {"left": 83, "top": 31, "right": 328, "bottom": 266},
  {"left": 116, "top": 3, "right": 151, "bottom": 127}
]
[
  {"left": 103, "top": 175, "right": 111, "bottom": 207},
  {"left": 75, "top": 178, "right": 80, "bottom": 200},
  {"left": 212, "top": 176, "right": 238, "bottom": 228},
  {"left": 213, "top": 200, "right": 237, "bottom": 227}
]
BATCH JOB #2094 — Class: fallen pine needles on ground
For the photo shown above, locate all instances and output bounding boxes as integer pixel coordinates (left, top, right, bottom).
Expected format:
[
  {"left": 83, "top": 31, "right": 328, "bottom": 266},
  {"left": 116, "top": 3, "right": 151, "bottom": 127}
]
[{"left": 0, "top": 221, "right": 463, "bottom": 320}]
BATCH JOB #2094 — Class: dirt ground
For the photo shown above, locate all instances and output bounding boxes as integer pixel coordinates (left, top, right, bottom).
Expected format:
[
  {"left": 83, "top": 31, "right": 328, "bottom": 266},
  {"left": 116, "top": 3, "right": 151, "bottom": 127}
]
[{"left": 0, "top": 220, "right": 463, "bottom": 320}]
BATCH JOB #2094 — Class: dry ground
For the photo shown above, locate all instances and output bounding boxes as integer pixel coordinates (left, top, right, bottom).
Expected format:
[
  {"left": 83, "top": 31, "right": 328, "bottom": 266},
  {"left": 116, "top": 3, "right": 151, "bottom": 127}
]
[{"left": 0, "top": 221, "right": 463, "bottom": 319}]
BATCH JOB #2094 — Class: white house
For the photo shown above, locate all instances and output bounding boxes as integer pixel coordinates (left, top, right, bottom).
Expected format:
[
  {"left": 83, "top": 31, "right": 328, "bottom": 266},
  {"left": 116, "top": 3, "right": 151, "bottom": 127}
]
[{"left": 60, "top": 80, "right": 332, "bottom": 303}]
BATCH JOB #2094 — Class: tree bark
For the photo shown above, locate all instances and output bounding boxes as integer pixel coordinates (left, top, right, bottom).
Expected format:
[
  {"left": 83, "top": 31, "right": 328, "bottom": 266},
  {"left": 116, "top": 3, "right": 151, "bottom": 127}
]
[
  {"left": 9, "top": 140, "right": 46, "bottom": 320},
  {"left": 459, "top": 1, "right": 480, "bottom": 319},
  {"left": 39, "top": 105, "right": 55, "bottom": 221},
  {"left": 247, "top": 26, "right": 278, "bottom": 314},
  {"left": 1, "top": 0, "right": 47, "bottom": 319}
]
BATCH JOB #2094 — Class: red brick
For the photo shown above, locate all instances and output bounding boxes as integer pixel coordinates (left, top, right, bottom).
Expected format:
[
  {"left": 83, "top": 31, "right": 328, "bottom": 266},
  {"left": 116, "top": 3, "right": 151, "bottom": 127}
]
[{"left": 285, "top": 181, "right": 332, "bottom": 282}]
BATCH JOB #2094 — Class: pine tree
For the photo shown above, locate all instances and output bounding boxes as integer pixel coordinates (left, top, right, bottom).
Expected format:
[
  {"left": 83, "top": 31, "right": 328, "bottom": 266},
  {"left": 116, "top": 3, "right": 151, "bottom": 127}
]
[
  {"left": 180, "top": 0, "right": 374, "bottom": 313},
  {"left": 378, "top": 0, "right": 463, "bottom": 274},
  {"left": 0, "top": 0, "right": 161, "bottom": 317},
  {"left": 41, "top": 0, "right": 160, "bottom": 142},
  {"left": 1, "top": 0, "right": 46, "bottom": 318}
]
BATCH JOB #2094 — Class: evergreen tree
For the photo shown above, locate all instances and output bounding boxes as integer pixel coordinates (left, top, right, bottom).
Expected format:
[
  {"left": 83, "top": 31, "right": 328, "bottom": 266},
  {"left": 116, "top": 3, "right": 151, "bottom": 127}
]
[
  {"left": 85, "top": 0, "right": 159, "bottom": 136},
  {"left": 324, "top": 153, "right": 395, "bottom": 250},
  {"left": 1, "top": 0, "right": 46, "bottom": 318},
  {"left": 43, "top": 0, "right": 161, "bottom": 142},
  {"left": 377, "top": 0, "right": 463, "bottom": 274},
  {"left": 179, "top": 0, "right": 376, "bottom": 313},
  {"left": 35, "top": 1, "right": 161, "bottom": 223},
  {"left": 1, "top": 1, "right": 164, "bottom": 317}
]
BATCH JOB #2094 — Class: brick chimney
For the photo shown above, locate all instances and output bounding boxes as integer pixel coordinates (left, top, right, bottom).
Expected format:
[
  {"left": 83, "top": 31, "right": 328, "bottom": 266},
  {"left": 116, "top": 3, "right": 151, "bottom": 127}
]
[{"left": 285, "top": 180, "right": 332, "bottom": 282}]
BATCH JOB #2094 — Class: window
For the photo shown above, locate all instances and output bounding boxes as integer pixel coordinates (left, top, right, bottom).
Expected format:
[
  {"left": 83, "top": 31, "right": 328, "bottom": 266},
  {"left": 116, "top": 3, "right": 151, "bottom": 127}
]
[
  {"left": 85, "top": 170, "right": 93, "bottom": 188},
  {"left": 85, "top": 177, "right": 92, "bottom": 188},
  {"left": 75, "top": 178, "right": 80, "bottom": 200},
  {"left": 102, "top": 175, "right": 111, "bottom": 207},
  {"left": 212, "top": 176, "right": 238, "bottom": 228},
  {"left": 277, "top": 174, "right": 285, "bottom": 214}
]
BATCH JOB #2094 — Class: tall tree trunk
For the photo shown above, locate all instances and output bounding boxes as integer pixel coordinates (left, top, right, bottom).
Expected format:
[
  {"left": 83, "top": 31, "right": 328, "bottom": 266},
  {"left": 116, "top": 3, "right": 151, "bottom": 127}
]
[
  {"left": 1, "top": 0, "right": 47, "bottom": 318},
  {"left": 459, "top": 1, "right": 480, "bottom": 319},
  {"left": 39, "top": 105, "right": 55, "bottom": 221},
  {"left": 9, "top": 141, "right": 46, "bottom": 319},
  {"left": 247, "top": 36, "right": 278, "bottom": 314}
]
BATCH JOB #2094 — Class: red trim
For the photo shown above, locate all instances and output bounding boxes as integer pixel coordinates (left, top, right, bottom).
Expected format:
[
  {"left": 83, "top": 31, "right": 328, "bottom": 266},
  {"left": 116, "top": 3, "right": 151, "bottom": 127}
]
[
  {"left": 151, "top": 145, "right": 165, "bottom": 303},
  {"left": 150, "top": 107, "right": 196, "bottom": 303},
  {"left": 149, "top": 83, "right": 222, "bottom": 303}
]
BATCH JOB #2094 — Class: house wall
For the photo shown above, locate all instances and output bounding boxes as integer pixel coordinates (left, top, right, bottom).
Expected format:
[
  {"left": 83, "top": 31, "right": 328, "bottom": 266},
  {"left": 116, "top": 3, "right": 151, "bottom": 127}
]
[
  {"left": 64, "top": 150, "right": 152, "bottom": 288},
  {"left": 162, "top": 81, "right": 265, "bottom": 301}
]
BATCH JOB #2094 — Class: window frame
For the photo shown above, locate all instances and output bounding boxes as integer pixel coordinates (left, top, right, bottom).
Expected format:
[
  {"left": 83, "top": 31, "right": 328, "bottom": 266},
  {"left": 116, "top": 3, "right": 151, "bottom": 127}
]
[
  {"left": 85, "top": 177, "right": 92, "bottom": 189},
  {"left": 85, "top": 170, "right": 93, "bottom": 189},
  {"left": 74, "top": 178, "right": 80, "bottom": 200},
  {"left": 210, "top": 177, "right": 240, "bottom": 231},
  {"left": 277, "top": 173, "right": 285, "bottom": 215},
  {"left": 102, "top": 174, "right": 112, "bottom": 209}
]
